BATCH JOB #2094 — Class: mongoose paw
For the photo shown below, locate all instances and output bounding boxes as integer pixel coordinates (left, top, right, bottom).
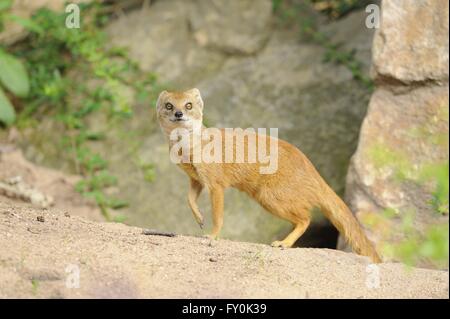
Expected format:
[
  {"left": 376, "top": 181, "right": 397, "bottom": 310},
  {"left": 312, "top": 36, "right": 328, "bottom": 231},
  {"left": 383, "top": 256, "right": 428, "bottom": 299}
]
[
  {"left": 196, "top": 220, "right": 204, "bottom": 229},
  {"left": 194, "top": 215, "right": 204, "bottom": 229},
  {"left": 271, "top": 240, "right": 290, "bottom": 249},
  {"left": 204, "top": 233, "right": 218, "bottom": 240}
]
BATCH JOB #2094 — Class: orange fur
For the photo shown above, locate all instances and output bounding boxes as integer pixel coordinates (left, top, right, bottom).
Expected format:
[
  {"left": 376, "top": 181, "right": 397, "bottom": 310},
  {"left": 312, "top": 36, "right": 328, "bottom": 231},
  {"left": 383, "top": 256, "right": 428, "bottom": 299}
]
[{"left": 157, "top": 88, "right": 381, "bottom": 263}]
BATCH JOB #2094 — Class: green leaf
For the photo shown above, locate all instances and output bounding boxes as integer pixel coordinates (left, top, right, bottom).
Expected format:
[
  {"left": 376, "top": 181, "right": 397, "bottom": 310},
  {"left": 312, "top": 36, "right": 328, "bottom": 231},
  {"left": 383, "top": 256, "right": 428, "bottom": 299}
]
[
  {"left": 0, "top": 86, "right": 16, "bottom": 125},
  {"left": 0, "top": 50, "right": 30, "bottom": 97},
  {"left": 6, "top": 14, "right": 44, "bottom": 35},
  {"left": 0, "top": 0, "right": 12, "bottom": 12}
]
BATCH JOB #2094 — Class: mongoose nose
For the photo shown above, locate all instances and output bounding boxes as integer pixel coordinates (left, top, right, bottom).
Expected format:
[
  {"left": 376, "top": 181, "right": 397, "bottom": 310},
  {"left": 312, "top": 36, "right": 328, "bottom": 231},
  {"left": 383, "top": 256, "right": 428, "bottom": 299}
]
[{"left": 174, "top": 111, "right": 183, "bottom": 118}]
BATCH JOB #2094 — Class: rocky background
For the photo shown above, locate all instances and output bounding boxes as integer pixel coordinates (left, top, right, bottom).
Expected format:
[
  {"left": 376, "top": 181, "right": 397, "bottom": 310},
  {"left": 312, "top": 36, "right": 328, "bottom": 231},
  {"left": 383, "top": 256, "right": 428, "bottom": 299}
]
[
  {"left": 8, "top": 0, "right": 376, "bottom": 248},
  {"left": 340, "top": 0, "right": 449, "bottom": 268},
  {"left": 0, "top": 0, "right": 448, "bottom": 276}
]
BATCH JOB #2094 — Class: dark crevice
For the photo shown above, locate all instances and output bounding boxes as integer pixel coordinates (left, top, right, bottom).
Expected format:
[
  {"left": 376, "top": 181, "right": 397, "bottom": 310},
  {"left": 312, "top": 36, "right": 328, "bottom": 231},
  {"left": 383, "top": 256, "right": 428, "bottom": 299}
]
[
  {"left": 374, "top": 74, "right": 449, "bottom": 94},
  {"left": 293, "top": 222, "right": 339, "bottom": 249}
]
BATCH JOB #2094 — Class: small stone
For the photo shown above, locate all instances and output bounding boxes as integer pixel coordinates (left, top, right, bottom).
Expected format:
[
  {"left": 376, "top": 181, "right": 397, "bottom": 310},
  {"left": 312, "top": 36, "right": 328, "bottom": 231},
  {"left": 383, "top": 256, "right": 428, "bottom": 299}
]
[
  {"left": 36, "top": 216, "right": 45, "bottom": 222},
  {"left": 209, "top": 257, "right": 218, "bottom": 262},
  {"left": 64, "top": 212, "right": 70, "bottom": 217}
]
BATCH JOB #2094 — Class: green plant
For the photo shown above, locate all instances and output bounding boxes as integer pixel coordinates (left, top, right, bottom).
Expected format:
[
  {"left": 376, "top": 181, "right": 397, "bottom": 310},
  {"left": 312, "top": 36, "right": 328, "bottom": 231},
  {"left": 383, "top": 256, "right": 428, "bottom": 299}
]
[
  {"left": 420, "top": 162, "right": 449, "bottom": 215},
  {"left": 0, "top": 48, "right": 30, "bottom": 125},
  {"left": 307, "top": 0, "right": 370, "bottom": 19},
  {"left": 368, "top": 141, "right": 449, "bottom": 215},
  {"left": 139, "top": 162, "right": 156, "bottom": 183},
  {"left": 361, "top": 153, "right": 449, "bottom": 268},
  {"left": 31, "top": 279, "right": 39, "bottom": 295},
  {"left": 112, "top": 214, "right": 128, "bottom": 223},
  {"left": 7, "top": 3, "right": 159, "bottom": 219},
  {"left": 379, "top": 211, "right": 449, "bottom": 269},
  {"left": 0, "top": 0, "right": 40, "bottom": 125},
  {"left": 272, "top": 0, "right": 369, "bottom": 19}
]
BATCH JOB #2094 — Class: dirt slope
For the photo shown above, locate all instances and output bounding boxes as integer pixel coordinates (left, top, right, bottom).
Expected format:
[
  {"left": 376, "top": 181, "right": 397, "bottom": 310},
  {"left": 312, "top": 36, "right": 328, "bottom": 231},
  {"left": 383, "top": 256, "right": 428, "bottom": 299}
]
[
  {"left": 0, "top": 148, "right": 104, "bottom": 222},
  {"left": 0, "top": 202, "right": 448, "bottom": 299}
]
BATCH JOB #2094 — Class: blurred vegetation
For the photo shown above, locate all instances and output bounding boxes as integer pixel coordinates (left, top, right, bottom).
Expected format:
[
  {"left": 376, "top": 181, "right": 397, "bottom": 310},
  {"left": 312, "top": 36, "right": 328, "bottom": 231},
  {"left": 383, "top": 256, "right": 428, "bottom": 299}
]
[
  {"left": 307, "top": 0, "right": 372, "bottom": 19},
  {"left": 364, "top": 208, "right": 449, "bottom": 269},
  {"left": 0, "top": 2, "right": 159, "bottom": 219},
  {"left": 0, "top": 47, "right": 29, "bottom": 124},
  {"left": 390, "top": 220, "right": 448, "bottom": 269},
  {"left": 0, "top": 0, "right": 30, "bottom": 125},
  {"left": 272, "top": 0, "right": 374, "bottom": 90},
  {"left": 366, "top": 140, "right": 449, "bottom": 268},
  {"left": 273, "top": 0, "right": 371, "bottom": 19}
]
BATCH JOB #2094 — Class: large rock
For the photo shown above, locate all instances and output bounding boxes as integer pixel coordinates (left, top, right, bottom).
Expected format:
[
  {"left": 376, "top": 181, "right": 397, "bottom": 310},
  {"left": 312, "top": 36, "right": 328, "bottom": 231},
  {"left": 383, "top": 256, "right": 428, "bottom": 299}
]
[
  {"left": 372, "top": 0, "right": 449, "bottom": 82},
  {"left": 343, "top": 0, "right": 449, "bottom": 267}
]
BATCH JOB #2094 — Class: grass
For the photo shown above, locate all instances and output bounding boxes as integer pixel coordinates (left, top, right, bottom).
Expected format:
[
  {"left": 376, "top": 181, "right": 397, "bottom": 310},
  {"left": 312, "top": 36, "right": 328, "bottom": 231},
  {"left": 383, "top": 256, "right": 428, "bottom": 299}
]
[{"left": 31, "top": 279, "right": 39, "bottom": 295}]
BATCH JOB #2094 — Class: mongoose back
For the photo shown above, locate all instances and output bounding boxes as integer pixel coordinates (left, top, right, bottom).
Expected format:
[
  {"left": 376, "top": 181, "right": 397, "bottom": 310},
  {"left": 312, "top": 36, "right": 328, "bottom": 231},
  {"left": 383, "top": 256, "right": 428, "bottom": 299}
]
[{"left": 156, "top": 88, "right": 381, "bottom": 263}]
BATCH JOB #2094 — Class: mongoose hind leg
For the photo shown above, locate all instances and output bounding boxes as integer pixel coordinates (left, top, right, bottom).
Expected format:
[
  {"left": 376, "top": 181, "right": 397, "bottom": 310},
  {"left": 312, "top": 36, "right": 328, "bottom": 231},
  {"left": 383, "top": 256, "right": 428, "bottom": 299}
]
[
  {"left": 259, "top": 193, "right": 312, "bottom": 248},
  {"left": 271, "top": 216, "right": 311, "bottom": 248}
]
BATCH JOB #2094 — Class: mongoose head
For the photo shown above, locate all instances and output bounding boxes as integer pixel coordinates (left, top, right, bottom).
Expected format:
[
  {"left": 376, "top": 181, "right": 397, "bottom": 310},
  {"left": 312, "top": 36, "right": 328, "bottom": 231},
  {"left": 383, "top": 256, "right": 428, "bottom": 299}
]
[{"left": 156, "top": 88, "right": 204, "bottom": 133}]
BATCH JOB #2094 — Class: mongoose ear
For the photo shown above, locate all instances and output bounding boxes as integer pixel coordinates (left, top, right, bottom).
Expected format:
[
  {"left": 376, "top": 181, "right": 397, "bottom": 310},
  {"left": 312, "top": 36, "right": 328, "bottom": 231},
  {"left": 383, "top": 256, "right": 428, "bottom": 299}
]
[
  {"left": 156, "top": 90, "right": 168, "bottom": 109},
  {"left": 187, "top": 88, "right": 203, "bottom": 110}
]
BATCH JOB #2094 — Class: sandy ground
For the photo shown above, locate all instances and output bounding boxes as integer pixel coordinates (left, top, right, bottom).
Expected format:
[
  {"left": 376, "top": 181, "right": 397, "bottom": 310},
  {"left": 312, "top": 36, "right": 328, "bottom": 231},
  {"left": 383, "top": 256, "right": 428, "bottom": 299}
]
[
  {"left": 0, "top": 201, "right": 448, "bottom": 299},
  {"left": 0, "top": 147, "right": 448, "bottom": 298}
]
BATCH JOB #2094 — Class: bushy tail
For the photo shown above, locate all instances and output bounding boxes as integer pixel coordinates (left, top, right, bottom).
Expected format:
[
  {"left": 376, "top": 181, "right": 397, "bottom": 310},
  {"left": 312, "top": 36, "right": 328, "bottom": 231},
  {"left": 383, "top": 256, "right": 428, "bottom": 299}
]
[{"left": 320, "top": 188, "right": 382, "bottom": 263}]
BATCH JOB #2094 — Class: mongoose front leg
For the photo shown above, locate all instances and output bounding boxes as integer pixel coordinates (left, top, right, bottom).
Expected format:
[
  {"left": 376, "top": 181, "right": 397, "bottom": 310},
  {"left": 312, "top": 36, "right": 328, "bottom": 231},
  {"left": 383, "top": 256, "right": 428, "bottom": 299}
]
[
  {"left": 188, "top": 178, "right": 204, "bottom": 228},
  {"left": 207, "top": 186, "right": 224, "bottom": 239}
]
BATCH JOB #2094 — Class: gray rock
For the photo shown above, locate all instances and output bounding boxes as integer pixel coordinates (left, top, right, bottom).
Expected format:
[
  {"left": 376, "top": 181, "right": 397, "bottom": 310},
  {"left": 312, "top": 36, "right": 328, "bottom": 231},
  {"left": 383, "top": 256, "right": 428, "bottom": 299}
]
[
  {"left": 319, "top": 8, "right": 377, "bottom": 74},
  {"left": 343, "top": 0, "right": 449, "bottom": 268},
  {"left": 345, "top": 85, "right": 449, "bottom": 238},
  {"left": 372, "top": 0, "right": 449, "bottom": 83},
  {"left": 188, "top": 0, "right": 273, "bottom": 55},
  {"left": 105, "top": 0, "right": 227, "bottom": 87}
]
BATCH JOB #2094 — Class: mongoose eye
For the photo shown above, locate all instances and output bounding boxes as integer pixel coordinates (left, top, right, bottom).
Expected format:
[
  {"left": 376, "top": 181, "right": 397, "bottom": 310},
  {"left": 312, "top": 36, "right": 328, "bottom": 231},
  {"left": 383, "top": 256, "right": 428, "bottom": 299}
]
[
  {"left": 185, "top": 102, "right": 192, "bottom": 110},
  {"left": 165, "top": 103, "right": 173, "bottom": 110}
]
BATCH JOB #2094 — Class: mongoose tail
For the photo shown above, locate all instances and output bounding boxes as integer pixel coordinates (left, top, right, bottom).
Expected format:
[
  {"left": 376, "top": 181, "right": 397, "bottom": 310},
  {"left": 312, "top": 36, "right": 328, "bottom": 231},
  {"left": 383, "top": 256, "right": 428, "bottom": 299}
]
[{"left": 320, "top": 187, "right": 382, "bottom": 263}]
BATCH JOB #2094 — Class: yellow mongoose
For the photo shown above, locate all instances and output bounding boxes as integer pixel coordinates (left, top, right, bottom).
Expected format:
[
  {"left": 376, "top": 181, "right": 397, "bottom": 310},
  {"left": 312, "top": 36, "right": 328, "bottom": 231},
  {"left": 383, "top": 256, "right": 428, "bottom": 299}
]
[{"left": 156, "top": 88, "right": 381, "bottom": 263}]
